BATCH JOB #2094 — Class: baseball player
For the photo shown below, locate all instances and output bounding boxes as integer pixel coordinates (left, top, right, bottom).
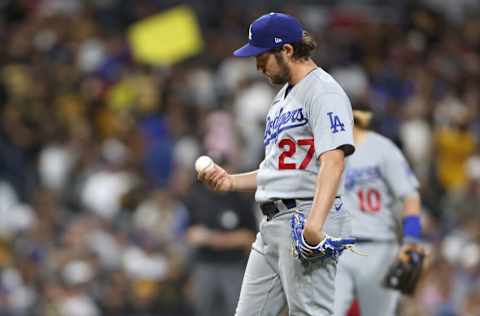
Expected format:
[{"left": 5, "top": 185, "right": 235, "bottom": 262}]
[
  {"left": 198, "top": 12, "right": 356, "bottom": 316},
  {"left": 333, "top": 105, "right": 424, "bottom": 316}
]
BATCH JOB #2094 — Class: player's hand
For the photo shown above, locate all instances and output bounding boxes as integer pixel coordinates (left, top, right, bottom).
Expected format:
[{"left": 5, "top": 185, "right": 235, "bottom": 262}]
[
  {"left": 290, "top": 212, "right": 355, "bottom": 262},
  {"left": 197, "top": 164, "right": 234, "bottom": 192},
  {"left": 302, "top": 224, "right": 325, "bottom": 246},
  {"left": 384, "top": 243, "right": 426, "bottom": 295},
  {"left": 398, "top": 243, "right": 425, "bottom": 263}
]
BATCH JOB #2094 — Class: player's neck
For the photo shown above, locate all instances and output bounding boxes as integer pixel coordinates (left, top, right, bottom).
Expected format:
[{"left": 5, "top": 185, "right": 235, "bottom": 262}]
[
  {"left": 353, "top": 128, "right": 369, "bottom": 145},
  {"left": 288, "top": 59, "right": 317, "bottom": 85}
]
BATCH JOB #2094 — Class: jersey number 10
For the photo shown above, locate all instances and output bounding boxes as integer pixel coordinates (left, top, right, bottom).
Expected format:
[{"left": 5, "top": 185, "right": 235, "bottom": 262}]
[
  {"left": 278, "top": 138, "right": 315, "bottom": 170},
  {"left": 357, "top": 188, "right": 381, "bottom": 213}
]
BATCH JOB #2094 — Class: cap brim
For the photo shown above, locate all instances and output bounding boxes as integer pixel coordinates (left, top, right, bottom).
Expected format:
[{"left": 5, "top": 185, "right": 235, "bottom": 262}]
[{"left": 233, "top": 43, "right": 270, "bottom": 57}]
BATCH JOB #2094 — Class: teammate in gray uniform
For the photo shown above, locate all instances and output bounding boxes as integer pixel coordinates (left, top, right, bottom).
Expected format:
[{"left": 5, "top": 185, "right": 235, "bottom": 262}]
[
  {"left": 334, "top": 105, "right": 424, "bottom": 316},
  {"left": 198, "top": 13, "right": 355, "bottom": 316}
]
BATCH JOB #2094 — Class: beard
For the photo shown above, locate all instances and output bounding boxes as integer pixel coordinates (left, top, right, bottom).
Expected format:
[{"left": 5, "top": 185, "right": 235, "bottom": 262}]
[{"left": 269, "top": 53, "right": 291, "bottom": 85}]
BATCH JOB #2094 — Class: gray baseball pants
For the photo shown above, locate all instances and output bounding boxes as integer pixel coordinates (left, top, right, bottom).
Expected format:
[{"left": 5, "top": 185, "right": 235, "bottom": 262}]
[
  {"left": 235, "top": 201, "right": 351, "bottom": 316},
  {"left": 334, "top": 242, "right": 400, "bottom": 316}
]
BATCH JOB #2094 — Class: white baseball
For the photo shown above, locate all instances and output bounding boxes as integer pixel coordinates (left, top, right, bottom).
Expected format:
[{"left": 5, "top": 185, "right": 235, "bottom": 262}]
[{"left": 195, "top": 155, "right": 214, "bottom": 173}]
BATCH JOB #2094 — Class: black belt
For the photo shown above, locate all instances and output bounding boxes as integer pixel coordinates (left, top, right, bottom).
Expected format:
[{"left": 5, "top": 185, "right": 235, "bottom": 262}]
[{"left": 260, "top": 199, "right": 312, "bottom": 220}]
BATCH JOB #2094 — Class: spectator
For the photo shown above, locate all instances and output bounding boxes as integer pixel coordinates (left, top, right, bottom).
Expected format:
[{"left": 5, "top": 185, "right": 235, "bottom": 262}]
[{"left": 184, "top": 158, "right": 256, "bottom": 316}]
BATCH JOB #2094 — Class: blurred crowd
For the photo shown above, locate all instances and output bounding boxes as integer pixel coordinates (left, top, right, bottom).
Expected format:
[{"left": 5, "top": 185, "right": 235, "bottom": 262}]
[{"left": 0, "top": 0, "right": 480, "bottom": 315}]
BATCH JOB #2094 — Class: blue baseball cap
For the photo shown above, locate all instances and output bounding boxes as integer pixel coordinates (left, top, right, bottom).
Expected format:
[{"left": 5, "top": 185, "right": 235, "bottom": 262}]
[{"left": 234, "top": 12, "right": 303, "bottom": 57}]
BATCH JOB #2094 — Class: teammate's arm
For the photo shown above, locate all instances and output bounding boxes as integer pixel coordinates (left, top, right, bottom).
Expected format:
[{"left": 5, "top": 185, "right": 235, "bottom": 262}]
[
  {"left": 398, "top": 193, "right": 424, "bottom": 261},
  {"left": 199, "top": 166, "right": 258, "bottom": 192},
  {"left": 381, "top": 143, "right": 424, "bottom": 260},
  {"left": 303, "top": 148, "right": 345, "bottom": 245},
  {"left": 403, "top": 193, "right": 421, "bottom": 217}
]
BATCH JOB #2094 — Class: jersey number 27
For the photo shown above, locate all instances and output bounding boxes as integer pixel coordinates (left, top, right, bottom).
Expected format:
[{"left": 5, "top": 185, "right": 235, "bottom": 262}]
[{"left": 278, "top": 138, "right": 315, "bottom": 170}]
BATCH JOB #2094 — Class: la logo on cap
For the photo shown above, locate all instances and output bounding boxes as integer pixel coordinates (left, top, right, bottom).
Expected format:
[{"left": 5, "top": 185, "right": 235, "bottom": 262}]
[
  {"left": 248, "top": 24, "right": 253, "bottom": 40},
  {"left": 274, "top": 37, "right": 282, "bottom": 43}
]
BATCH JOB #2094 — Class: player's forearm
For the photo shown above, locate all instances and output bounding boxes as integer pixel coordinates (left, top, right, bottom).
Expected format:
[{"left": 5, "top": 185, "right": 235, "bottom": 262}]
[
  {"left": 231, "top": 170, "right": 258, "bottom": 192},
  {"left": 402, "top": 193, "right": 421, "bottom": 216},
  {"left": 304, "top": 150, "right": 345, "bottom": 244}
]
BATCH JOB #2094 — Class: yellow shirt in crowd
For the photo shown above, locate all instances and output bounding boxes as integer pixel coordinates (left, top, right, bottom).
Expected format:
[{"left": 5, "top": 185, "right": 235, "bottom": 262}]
[{"left": 435, "top": 127, "right": 476, "bottom": 191}]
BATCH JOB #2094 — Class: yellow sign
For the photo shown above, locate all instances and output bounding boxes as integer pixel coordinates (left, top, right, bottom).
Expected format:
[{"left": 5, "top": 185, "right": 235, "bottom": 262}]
[{"left": 128, "top": 5, "right": 203, "bottom": 65}]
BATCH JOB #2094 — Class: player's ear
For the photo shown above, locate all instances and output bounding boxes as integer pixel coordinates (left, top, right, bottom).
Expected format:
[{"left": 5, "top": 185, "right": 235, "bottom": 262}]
[{"left": 282, "top": 44, "right": 294, "bottom": 58}]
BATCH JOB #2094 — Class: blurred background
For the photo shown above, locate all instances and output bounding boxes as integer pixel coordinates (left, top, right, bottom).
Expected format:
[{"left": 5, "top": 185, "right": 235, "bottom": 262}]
[{"left": 0, "top": 0, "right": 479, "bottom": 315}]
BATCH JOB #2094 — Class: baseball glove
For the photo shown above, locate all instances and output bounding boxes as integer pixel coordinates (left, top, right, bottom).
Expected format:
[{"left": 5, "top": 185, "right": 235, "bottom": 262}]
[
  {"left": 290, "top": 212, "right": 356, "bottom": 262},
  {"left": 383, "top": 250, "right": 425, "bottom": 296}
]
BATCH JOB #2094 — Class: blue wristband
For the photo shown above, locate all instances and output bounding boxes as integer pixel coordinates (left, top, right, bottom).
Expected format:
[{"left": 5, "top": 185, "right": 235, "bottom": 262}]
[{"left": 402, "top": 215, "right": 422, "bottom": 242}]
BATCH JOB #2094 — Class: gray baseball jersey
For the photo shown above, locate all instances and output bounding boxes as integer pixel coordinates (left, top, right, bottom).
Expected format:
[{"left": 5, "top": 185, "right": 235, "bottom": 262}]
[
  {"left": 342, "top": 131, "right": 419, "bottom": 240},
  {"left": 255, "top": 67, "right": 355, "bottom": 203}
]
